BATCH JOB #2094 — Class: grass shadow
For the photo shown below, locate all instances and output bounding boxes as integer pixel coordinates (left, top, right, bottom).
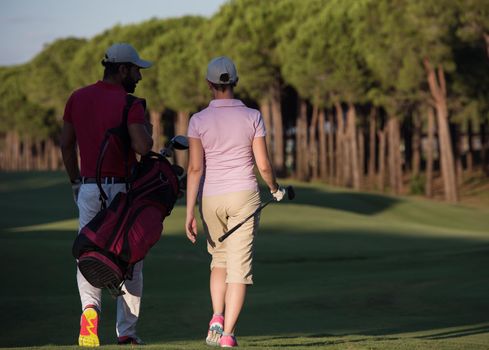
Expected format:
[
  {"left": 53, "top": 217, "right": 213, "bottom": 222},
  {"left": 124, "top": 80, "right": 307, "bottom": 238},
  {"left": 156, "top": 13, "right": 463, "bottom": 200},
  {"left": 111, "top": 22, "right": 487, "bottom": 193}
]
[
  {"left": 0, "top": 226, "right": 488, "bottom": 347},
  {"left": 259, "top": 183, "right": 401, "bottom": 216}
]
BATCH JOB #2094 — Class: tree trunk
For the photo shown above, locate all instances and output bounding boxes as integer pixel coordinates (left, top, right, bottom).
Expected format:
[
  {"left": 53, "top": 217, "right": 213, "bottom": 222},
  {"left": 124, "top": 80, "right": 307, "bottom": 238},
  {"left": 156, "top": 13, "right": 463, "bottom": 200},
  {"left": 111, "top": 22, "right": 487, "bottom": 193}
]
[
  {"left": 424, "top": 59, "right": 458, "bottom": 202},
  {"left": 484, "top": 32, "right": 489, "bottom": 59},
  {"left": 175, "top": 111, "right": 189, "bottom": 167},
  {"left": 425, "top": 107, "right": 435, "bottom": 198},
  {"left": 368, "top": 108, "right": 377, "bottom": 186},
  {"left": 259, "top": 98, "right": 273, "bottom": 162},
  {"left": 3, "top": 132, "right": 13, "bottom": 169},
  {"left": 40, "top": 140, "right": 48, "bottom": 170},
  {"left": 12, "top": 132, "right": 20, "bottom": 170},
  {"left": 271, "top": 85, "right": 284, "bottom": 176},
  {"left": 412, "top": 112, "right": 422, "bottom": 177},
  {"left": 309, "top": 104, "right": 319, "bottom": 180},
  {"left": 318, "top": 108, "right": 327, "bottom": 180},
  {"left": 48, "top": 138, "right": 59, "bottom": 170},
  {"left": 150, "top": 110, "right": 163, "bottom": 153},
  {"left": 466, "top": 119, "right": 473, "bottom": 173},
  {"left": 387, "top": 116, "right": 403, "bottom": 195},
  {"left": 24, "top": 135, "right": 33, "bottom": 170},
  {"left": 335, "top": 102, "right": 347, "bottom": 186},
  {"left": 378, "top": 127, "right": 386, "bottom": 192},
  {"left": 347, "top": 103, "right": 361, "bottom": 190},
  {"left": 481, "top": 119, "right": 489, "bottom": 176},
  {"left": 328, "top": 111, "right": 335, "bottom": 182},
  {"left": 34, "top": 139, "right": 42, "bottom": 170},
  {"left": 334, "top": 103, "right": 342, "bottom": 185},
  {"left": 358, "top": 127, "right": 365, "bottom": 189},
  {"left": 452, "top": 123, "right": 463, "bottom": 186},
  {"left": 295, "top": 99, "right": 308, "bottom": 181}
]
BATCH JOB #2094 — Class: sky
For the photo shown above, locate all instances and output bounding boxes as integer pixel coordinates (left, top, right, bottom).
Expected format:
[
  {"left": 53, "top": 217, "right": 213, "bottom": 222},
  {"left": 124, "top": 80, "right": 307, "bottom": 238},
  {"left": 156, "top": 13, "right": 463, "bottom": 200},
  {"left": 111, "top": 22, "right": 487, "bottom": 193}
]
[{"left": 0, "top": 0, "right": 227, "bottom": 66}]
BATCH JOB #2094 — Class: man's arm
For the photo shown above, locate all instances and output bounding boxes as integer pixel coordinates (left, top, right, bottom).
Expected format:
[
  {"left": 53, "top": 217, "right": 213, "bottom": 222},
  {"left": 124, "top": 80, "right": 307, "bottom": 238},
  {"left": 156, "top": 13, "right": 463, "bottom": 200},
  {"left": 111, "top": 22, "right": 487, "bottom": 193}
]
[
  {"left": 128, "top": 123, "right": 153, "bottom": 155},
  {"left": 60, "top": 121, "right": 80, "bottom": 182}
]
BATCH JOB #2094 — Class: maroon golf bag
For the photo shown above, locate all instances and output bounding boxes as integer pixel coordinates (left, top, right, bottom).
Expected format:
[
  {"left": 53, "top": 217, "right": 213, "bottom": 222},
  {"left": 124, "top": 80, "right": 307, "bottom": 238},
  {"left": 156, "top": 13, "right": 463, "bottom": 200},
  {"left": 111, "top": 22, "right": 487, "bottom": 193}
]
[{"left": 72, "top": 95, "right": 184, "bottom": 297}]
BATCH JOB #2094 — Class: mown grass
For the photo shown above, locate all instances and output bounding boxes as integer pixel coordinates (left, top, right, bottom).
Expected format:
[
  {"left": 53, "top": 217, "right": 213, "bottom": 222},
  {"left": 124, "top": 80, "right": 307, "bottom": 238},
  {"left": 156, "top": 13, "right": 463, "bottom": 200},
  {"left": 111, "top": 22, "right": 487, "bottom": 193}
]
[{"left": 0, "top": 171, "right": 488, "bottom": 349}]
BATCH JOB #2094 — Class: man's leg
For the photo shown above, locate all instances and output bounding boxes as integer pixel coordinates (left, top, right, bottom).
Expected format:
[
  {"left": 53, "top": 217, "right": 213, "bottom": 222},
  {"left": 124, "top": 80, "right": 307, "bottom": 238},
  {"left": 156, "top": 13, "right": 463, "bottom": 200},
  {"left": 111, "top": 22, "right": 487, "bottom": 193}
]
[
  {"left": 116, "top": 260, "right": 143, "bottom": 340},
  {"left": 77, "top": 184, "right": 104, "bottom": 347}
]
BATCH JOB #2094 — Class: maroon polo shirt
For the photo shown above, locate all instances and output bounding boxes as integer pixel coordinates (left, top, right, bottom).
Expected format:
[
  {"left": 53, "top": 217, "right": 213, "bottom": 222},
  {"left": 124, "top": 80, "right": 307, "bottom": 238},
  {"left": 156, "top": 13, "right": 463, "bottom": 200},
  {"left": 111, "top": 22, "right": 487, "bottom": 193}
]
[{"left": 63, "top": 80, "right": 145, "bottom": 178}]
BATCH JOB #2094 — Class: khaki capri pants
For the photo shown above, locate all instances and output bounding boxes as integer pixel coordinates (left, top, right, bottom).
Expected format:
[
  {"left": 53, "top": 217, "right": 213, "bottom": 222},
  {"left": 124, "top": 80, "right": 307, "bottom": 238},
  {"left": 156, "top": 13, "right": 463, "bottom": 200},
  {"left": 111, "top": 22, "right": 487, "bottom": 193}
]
[{"left": 200, "top": 190, "right": 261, "bottom": 284}]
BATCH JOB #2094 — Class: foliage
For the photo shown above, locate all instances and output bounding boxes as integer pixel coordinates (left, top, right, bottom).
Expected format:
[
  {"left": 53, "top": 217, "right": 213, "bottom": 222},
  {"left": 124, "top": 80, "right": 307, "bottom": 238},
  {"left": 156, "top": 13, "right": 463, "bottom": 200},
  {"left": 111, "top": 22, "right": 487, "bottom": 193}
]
[
  {"left": 203, "top": 0, "right": 295, "bottom": 100},
  {"left": 0, "top": 65, "right": 58, "bottom": 138},
  {"left": 409, "top": 174, "right": 426, "bottom": 195},
  {"left": 0, "top": 0, "right": 488, "bottom": 141},
  {"left": 146, "top": 16, "right": 207, "bottom": 113},
  {"left": 26, "top": 37, "right": 87, "bottom": 117}
]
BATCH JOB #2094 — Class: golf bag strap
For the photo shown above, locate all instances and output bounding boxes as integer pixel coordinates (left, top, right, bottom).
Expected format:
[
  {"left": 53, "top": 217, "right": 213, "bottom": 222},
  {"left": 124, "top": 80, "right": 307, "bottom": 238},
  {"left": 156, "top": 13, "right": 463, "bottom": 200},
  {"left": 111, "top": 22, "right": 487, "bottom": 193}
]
[{"left": 95, "top": 94, "right": 137, "bottom": 209}]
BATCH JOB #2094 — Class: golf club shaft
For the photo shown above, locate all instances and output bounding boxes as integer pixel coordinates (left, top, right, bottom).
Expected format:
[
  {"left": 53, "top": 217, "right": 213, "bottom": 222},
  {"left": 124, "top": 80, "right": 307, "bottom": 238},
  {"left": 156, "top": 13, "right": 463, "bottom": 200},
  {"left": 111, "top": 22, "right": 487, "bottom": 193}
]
[
  {"left": 218, "top": 200, "right": 272, "bottom": 242},
  {"left": 217, "top": 185, "right": 295, "bottom": 243}
]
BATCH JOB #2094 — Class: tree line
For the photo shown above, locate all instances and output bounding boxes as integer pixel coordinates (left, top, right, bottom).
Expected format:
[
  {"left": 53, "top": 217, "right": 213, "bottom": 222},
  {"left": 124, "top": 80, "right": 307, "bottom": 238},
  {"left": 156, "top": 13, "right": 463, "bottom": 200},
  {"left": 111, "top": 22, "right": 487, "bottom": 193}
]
[{"left": 0, "top": 0, "right": 488, "bottom": 203}]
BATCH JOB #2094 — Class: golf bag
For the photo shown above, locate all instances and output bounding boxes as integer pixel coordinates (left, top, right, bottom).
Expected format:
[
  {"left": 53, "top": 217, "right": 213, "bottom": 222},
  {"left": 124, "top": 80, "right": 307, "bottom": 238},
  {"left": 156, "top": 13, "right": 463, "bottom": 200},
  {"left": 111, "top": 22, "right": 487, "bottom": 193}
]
[{"left": 72, "top": 95, "right": 184, "bottom": 297}]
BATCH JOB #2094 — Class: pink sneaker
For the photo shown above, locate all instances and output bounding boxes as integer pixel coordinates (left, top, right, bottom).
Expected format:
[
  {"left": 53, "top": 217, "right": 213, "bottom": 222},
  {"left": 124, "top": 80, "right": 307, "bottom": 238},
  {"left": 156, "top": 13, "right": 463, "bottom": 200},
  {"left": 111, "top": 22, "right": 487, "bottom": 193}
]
[
  {"left": 219, "top": 334, "right": 238, "bottom": 348},
  {"left": 206, "top": 314, "right": 224, "bottom": 346}
]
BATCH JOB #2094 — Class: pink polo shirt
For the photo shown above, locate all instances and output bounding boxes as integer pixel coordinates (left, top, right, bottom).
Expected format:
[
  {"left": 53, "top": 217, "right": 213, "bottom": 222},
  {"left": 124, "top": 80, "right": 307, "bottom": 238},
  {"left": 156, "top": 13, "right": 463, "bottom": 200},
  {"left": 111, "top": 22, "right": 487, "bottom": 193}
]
[{"left": 188, "top": 99, "right": 266, "bottom": 196}]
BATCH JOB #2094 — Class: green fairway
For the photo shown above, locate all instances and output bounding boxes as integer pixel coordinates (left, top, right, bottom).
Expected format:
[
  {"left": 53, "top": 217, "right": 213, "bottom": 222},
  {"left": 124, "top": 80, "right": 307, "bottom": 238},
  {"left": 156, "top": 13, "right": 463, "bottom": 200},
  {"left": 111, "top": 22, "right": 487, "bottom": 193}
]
[{"left": 0, "top": 172, "right": 488, "bottom": 350}]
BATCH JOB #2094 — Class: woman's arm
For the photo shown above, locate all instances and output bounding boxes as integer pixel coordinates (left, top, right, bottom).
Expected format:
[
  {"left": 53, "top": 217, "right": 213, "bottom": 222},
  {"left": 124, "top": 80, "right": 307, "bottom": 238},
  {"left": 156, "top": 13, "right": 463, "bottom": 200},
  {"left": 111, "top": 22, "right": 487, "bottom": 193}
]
[
  {"left": 185, "top": 137, "right": 204, "bottom": 243},
  {"left": 252, "top": 136, "right": 279, "bottom": 193}
]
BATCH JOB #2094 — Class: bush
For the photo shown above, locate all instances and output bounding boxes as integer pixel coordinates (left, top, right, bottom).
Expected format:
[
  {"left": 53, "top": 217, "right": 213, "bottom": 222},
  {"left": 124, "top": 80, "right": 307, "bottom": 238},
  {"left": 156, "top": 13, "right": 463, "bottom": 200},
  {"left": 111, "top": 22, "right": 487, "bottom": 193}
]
[{"left": 410, "top": 174, "right": 425, "bottom": 195}]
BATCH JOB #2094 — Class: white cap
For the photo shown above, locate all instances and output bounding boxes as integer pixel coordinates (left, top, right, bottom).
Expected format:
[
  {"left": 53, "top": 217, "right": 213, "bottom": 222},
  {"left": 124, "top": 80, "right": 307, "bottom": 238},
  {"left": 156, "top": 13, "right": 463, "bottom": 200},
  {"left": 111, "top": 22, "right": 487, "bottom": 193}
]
[
  {"left": 206, "top": 56, "right": 238, "bottom": 84},
  {"left": 103, "top": 43, "right": 152, "bottom": 69}
]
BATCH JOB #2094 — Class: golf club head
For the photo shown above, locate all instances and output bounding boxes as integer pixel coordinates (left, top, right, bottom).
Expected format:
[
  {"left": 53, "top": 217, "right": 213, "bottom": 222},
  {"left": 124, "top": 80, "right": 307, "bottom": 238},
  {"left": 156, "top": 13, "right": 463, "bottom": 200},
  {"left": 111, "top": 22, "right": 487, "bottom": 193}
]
[
  {"left": 171, "top": 135, "right": 189, "bottom": 150},
  {"left": 159, "top": 148, "right": 173, "bottom": 157},
  {"left": 286, "top": 185, "right": 295, "bottom": 200}
]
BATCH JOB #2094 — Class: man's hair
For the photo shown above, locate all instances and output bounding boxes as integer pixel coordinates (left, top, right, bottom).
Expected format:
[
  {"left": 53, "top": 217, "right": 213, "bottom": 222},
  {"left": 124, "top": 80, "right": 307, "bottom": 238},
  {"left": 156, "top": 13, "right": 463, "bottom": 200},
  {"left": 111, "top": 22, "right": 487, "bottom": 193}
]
[{"left": 101, "top": 60, "right": 133, "bottom": 78}]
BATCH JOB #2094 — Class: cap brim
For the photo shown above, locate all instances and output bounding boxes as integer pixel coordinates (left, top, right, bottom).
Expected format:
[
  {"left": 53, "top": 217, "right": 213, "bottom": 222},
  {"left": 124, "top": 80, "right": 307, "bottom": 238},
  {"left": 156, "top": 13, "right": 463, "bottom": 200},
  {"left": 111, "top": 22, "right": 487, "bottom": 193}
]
[{"left": 134, "top": 59, "right": 152, "bottom": 69}]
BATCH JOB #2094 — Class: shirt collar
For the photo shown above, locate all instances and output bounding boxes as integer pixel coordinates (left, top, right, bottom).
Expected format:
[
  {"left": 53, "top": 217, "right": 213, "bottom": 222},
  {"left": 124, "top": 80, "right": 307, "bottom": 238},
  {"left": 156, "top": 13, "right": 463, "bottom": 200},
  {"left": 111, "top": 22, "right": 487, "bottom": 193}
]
[
  {"left": 97, "top": 80, "right": 125, "bottom": 92},
  {"left": 209, "top": 99, "right": 245, "bottom": 108}
]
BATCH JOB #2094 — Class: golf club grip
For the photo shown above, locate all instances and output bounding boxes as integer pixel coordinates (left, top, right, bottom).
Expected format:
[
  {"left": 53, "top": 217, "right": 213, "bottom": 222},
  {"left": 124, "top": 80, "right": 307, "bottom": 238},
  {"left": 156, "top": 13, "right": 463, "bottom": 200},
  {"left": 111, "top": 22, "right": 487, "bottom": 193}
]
[
  {"left": 218, "top": 222, "right": 243, "bottom": 242},
  {"left": 218, "top": 200, "right": 272, "bottom": 242}
]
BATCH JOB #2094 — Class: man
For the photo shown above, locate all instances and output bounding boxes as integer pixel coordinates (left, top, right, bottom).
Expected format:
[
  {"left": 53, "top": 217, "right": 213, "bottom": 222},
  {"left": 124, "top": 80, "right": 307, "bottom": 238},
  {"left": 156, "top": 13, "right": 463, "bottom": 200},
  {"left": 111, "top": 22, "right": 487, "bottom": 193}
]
[
  {"left": 185, "top": 56, "right": 285, "bottom": 347},
  {"left": 61, "top": 43, "right": 153, "bottom": 347}
]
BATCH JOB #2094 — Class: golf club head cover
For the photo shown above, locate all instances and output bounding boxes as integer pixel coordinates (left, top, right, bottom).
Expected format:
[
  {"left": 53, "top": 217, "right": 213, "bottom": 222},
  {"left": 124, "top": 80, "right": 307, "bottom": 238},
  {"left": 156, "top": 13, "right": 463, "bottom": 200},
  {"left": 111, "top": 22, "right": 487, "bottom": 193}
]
[{"left": 286, "top": 185, "right": 295, "bottom": 200}]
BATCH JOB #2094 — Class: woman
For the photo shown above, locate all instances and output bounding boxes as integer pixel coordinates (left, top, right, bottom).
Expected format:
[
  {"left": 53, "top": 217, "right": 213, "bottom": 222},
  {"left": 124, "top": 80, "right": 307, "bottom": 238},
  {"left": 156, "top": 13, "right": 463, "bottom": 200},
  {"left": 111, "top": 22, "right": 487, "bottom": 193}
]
[{"left": 185, "top": 56, "right": 285, "bottom": 347}]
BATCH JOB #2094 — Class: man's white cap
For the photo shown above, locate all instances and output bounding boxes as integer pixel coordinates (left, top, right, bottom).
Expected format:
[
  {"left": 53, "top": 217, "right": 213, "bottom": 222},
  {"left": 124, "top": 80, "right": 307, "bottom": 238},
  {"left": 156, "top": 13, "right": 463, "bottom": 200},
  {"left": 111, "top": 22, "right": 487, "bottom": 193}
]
[
  {"left": 104, "top": 43, "right": 152, "bottom": 69},
  {"left": 206, "top": 56, "right": 238, "bottom": 84}
]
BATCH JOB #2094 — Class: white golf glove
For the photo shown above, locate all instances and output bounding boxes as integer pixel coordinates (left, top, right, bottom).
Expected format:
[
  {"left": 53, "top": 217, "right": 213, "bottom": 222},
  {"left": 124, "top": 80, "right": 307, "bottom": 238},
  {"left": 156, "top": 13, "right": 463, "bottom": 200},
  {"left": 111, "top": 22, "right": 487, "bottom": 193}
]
[{"left": 271, "top": 186, "right": 286, "bottom": 202}]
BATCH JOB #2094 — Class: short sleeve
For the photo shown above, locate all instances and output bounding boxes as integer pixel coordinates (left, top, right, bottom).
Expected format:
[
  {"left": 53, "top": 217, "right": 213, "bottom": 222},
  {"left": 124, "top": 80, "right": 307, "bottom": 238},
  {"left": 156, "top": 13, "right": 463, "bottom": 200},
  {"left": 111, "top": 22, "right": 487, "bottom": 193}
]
[
  {"left": 187, "top": 115, "right": 200, "bottom": 138},
  {"left": 127, "top": 100, "right": 146, "bottom": 125},
  {"left": 63, "top": 94, "right": 74, "bottom": 123},
  {"left": 254, "top": 112, "right": 266, "bottom": 137}
]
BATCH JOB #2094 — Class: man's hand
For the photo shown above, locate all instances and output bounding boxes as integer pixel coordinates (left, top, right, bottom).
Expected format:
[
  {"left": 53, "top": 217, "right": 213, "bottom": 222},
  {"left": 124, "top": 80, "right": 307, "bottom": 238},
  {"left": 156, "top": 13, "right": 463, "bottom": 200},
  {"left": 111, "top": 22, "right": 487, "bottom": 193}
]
[
  {"left": 271, "top": 185, "right": 286, "bottom": 202},
  {"left": 71, "top": 178, "right": 81, "bottom": 204}
]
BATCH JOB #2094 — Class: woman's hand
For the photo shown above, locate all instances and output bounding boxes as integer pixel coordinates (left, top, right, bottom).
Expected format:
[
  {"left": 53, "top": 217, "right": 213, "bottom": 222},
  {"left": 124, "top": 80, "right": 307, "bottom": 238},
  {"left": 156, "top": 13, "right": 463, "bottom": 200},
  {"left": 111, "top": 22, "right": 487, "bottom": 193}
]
[{"left": 185, "top": 214, "right": 198, "bottom": 244}]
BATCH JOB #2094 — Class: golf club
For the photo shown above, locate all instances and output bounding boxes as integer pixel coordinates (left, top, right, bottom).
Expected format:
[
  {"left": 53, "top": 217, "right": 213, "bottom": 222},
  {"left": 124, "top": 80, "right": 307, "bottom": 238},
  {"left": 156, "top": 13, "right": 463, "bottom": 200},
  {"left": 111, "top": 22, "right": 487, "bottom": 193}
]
[
  {"left": 160, "top": 135, "right": 189, "bottom": 157},
  {"left": 218, "top": 185, "right": 295, "bottom": 242}
]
